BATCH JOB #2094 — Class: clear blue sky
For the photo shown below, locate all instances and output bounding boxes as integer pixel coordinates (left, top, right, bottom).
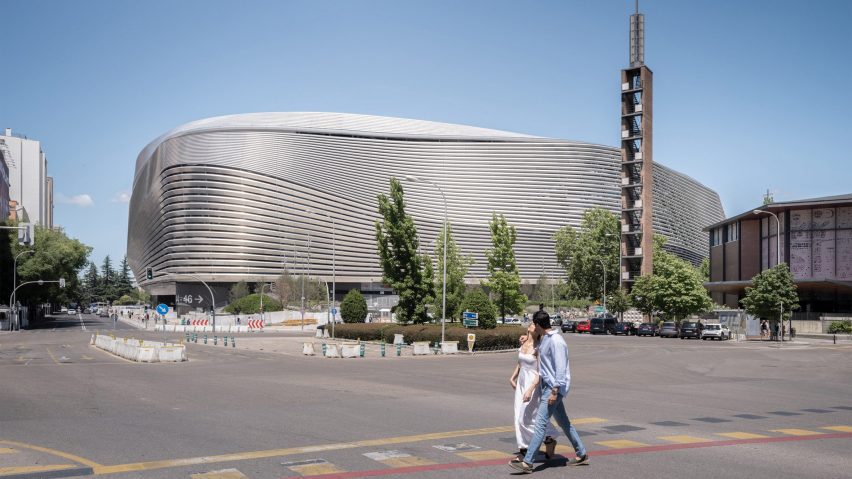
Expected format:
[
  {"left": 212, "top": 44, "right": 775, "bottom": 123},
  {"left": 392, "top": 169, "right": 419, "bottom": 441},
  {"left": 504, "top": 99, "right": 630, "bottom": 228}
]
[{"left": 2, "top": 0, "right": 850, "bottom": 268}]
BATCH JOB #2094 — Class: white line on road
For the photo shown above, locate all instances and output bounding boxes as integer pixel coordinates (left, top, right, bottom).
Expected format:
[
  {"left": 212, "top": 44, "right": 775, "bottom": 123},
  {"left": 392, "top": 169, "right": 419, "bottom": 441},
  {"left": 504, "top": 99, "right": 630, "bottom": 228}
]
[{"left": 78, "top": 313, "right": 87, "bottom": 331}]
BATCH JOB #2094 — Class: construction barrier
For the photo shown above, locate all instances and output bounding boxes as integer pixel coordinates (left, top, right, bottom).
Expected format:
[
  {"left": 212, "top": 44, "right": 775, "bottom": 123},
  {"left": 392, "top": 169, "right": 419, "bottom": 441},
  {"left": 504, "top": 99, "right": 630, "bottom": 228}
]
[
  {"left": 325, "top": 344, "right": 339, "bottom": 358},
  {"left": 92, "top": 333, "right": 186, "bottom": 362},
  {"left": 441, "top": 341, "right": 459, "bottom": 354},
  {"left": 340, "top": 344, "right": 359, "bottom": 358},
  {"left": 247, "top": 319, "right": 264, "bottom": 329},
  {"left": 412, "top": 341, "right": 431, "bottom": 355},
  {"left": 303, "top": 342, "right": 315, "bottom": 355}
]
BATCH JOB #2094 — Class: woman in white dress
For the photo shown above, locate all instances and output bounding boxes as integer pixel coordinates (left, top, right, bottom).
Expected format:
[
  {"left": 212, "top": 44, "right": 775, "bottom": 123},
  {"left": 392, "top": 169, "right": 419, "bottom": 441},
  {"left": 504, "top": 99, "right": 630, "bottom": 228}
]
[{"left": 509, "top": 323, "right": 558, "bottom": 459}]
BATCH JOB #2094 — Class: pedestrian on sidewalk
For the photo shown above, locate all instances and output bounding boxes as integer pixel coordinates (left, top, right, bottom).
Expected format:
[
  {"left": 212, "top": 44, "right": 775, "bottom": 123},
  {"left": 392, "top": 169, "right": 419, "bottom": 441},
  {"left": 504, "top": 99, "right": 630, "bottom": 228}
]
[{"left": 509, "top": 308, "right": 589, "bottom": 473}]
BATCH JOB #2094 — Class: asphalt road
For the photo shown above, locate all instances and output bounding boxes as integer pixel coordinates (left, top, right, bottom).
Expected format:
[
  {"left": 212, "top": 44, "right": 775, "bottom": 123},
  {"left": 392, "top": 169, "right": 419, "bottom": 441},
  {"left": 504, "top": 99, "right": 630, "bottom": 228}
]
[{"left": 0, "top": 315, "right": 850, "bottom": 479}]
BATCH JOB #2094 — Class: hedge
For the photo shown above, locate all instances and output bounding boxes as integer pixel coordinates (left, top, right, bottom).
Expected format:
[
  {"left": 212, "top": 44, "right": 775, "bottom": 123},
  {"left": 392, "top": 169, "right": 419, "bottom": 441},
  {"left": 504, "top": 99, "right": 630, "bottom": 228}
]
[{"left": 331, "top": 323, "right": 525, "bottom": 351}]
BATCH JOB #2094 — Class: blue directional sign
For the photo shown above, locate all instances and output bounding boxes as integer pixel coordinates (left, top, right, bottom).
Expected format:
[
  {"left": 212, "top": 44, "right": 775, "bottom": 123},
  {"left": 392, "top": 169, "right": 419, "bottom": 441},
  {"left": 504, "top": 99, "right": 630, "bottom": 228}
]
[
  {"left": 463, "top": 311, "right": 479, "bottom": 328},
  {"left": 463, "top": 311, "right": 478, "bottom": 320},
  {"left": 156, "top": 303, "right": 169, "bottom": 315}
]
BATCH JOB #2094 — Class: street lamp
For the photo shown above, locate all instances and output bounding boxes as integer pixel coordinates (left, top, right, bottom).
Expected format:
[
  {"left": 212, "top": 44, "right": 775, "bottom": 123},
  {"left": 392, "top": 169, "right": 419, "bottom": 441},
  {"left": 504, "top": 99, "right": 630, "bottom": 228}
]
[
  {"left": 306, "top": 209, "right": 336, "bottom": 338},
  {"left": 598, "top": 258, "right": 607, "bottom": 315},
  {"left": 259, "top": 283, "right": 271, "bottom": 325},
  {"left": 12, "top": 249, "right": 35, "bottom": 331},
  {"left": 404, "top": 175, "right": 448, "bottom": 345},
  {"left": 753, "top": 209, "right": 785, "bottom": 341},
  {"left": 10, "top": 278, "right": 65, "bottom": 330}
]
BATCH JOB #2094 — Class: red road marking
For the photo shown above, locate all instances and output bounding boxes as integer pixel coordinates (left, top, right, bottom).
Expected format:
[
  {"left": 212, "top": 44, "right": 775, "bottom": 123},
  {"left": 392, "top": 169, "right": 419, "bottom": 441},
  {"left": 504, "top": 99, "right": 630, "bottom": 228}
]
[{"left": 280, "top": 432, "right": 852, "bottom": 479}]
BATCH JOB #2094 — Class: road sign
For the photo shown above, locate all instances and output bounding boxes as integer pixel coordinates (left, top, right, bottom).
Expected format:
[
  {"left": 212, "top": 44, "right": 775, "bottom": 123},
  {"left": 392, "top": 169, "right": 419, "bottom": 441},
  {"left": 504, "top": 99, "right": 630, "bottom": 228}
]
[
  {"left": 463, "top": 311, "right": 478, "bottom": 320},
  {"left": 331, "top": 308, "right": 337, "bottom": 315},
  {"left": 156, "top": 303, "right": 169, "bottom": 315},
  {"left": 594, "top": 306, "right": 604, "bottom": 314},
  {"left": 463, "top": 311, "right": 479, "bottom": 328}
]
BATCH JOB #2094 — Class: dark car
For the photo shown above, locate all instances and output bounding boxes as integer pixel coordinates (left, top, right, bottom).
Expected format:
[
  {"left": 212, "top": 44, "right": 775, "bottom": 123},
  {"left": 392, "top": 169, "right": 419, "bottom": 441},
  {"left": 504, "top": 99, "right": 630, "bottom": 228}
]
[
  {"left": 613, "top": 322, "right": 635, "bottom": 336},
  {"left": 590, "top": 316, "right": 617, "bottom": 335},
  {"left": 561, "top": 320, "right": 578, "bottom": 333},
  {"left": 659, "top": 322, "right": 679, "bottom": 338},
  {"left": 636, "top": 323, "right": 658, "bottom": 336},
  {"left": 679, "top": 321, "right": 701, "bottom": 339}
]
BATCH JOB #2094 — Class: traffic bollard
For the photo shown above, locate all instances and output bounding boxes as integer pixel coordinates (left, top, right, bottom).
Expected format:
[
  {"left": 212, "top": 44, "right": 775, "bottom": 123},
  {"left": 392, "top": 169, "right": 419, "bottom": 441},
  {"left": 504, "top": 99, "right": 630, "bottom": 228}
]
[
  {"left": 203, "top": 334, "right": 208, "bottom": 344},
  {"left": 185, "top": 332, "right": 190, "bottom": 342},
  {"left": 193, "top": 333, "right": 198, "bottom": 343},
  {"left": 231, "top": 336, "right": 236, "bottom": 348},
  {"left": 214, "top": 335, "right": 218, "bottom": 346},
  {"left": 224, "top": 336, "right": 228, "bottom": 347},
  {"left": 322, "top": 343, "right": 327, "bottom": 356},
  {"left": 381, "top": 342, "right": 386, "bottom": 357},
  {"left": 396, "top": 344, "right": 401, "bottom": 356},
  {"left": 360, "top": 341, "right": 365, "bottom": 358}
]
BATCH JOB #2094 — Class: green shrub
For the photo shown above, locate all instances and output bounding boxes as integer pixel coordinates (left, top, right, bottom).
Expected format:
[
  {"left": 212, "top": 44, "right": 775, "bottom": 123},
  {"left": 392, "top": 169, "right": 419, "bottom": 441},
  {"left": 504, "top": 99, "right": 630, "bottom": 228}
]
[
  {"left": 827, "top": 319, "right": 852, "bottom": 334},
  {"left": 459, "top": 288, "right": 498, "bottom": 329},
  {"left": 223, "top": 294, "right": 282, "bottom": 314},
  {"left": 331, "top": 323, "right": 524, "bottom": 350},
  {"left": 114, "top": 294, "right": 136, "bottom": 305},
  {"left": 340, "top": 289, "right": 368, "bottom": 323}
]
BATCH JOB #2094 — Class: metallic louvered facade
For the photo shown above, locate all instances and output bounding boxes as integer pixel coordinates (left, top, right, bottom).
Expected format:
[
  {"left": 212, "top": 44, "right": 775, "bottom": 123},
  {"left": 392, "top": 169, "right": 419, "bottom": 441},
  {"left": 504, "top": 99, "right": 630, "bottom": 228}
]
[{"left": 128, "top": 112, "right": 723, "bottom": 296}]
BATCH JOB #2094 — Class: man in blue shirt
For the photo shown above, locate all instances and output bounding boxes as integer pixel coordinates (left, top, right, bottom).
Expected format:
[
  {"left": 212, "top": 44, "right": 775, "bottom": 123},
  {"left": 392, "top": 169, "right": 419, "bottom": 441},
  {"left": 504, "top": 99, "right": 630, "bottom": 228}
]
[{"left": 509, "top": 308, "right": 588, "bottom": 473}]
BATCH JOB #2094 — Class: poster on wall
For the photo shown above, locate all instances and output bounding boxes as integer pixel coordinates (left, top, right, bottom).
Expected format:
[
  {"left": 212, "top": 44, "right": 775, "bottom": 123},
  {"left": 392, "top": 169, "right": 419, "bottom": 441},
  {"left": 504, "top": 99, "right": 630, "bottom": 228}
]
[
  {"left": 837, "top": 230, "right": 852, "bottom": 280},
  {"left": 790, "top": 209, "right": 811, "bottom": 231},
  {"left": 812, "top": 230, "right": 835, "bottom": 279},
  {"left": 812, "top": 208, "right": 835, "bottom": 229},
  {"left": 789, "top": 230, "right": 812, "bottom": 279}
]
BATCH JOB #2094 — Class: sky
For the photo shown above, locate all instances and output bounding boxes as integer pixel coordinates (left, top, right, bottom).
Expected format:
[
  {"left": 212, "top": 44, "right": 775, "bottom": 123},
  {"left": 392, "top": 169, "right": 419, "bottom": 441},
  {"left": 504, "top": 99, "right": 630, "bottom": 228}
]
[{"left": 2, "top": 0, "right": 850, "bottom": 268}]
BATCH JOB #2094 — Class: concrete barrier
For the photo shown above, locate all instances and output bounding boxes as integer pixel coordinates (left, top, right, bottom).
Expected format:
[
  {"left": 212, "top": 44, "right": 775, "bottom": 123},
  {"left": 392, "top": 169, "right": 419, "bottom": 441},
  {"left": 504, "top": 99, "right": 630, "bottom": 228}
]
[
  {"left": 412, "top": 341, "right": 431, "bottom": 355},
  {"left": 440, "top": 341, "right": 459, "bottom": 354},
  {"left": 325, "top": 344, "right": 340, "bottom": 358},
  {"left": 303, "top": 342, "right": 316, "bottom": 355},
  {"left": 340, "top": 344, "right": 360, "bottom": 358},
  {"left": 92, "top": 333, "right": 186, "bottom": 363},
  {"left": 393, "top": 334, "right": 405, "bottom": 345}
]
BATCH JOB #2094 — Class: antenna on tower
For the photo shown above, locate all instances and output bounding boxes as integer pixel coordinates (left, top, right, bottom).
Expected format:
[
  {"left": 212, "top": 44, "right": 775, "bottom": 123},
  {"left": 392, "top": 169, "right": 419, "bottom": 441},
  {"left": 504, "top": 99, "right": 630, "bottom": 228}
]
[{"left": 630, "top": 1, "right": 645, "bottom": 66}]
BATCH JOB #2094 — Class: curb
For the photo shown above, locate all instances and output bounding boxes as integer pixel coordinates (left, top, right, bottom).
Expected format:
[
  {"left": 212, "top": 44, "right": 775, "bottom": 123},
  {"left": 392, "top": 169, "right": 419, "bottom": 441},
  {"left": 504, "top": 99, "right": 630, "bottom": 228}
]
[{"left": 0, "top": 466, "right": 93, "bottom": 479}]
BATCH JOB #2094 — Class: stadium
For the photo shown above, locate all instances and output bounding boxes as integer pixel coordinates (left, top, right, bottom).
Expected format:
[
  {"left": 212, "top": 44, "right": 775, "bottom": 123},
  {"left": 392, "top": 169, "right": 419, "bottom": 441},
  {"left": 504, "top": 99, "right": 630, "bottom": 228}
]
[{"left": 127, "top": 112, "right": 724, "bottom": 307}]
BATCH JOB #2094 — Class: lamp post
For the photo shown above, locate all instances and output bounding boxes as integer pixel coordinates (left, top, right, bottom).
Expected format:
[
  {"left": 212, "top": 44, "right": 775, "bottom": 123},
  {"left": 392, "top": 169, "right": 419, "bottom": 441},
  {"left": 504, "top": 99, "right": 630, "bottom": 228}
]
[
  {"left": 598, "top": 258, "right": 607, "bottom": 314},
  {"left": 753, "top": 209, "right": 785, "bottom": 341},
  {"left": 12, "top": 249, "right": 35, "bottom": 331},
  {"left": 404, "top": 175, "right": 448, "bottom": 345},
  {"left": 168, "top": 273, "right": 217, "bottom": 332},
  {"left": 259, "top": 282, "right": 271, "bottom": 325},
  {"left": 306, "top": 209, "right": 336, "bottom": 338},
  {"left": 10, "top": 279, "right": 65, "bottom": 330}
]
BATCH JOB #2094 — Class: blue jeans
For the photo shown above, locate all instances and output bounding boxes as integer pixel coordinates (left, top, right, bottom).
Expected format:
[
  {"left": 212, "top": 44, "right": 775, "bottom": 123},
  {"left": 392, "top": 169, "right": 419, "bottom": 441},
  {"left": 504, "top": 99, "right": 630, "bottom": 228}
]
[{"left": 523, "top": 384, "right": 586, "bottom": 464}]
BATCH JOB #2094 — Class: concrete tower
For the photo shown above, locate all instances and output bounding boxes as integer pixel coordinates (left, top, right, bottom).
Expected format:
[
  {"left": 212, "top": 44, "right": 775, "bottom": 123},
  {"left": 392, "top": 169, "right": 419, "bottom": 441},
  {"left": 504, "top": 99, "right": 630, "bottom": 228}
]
[{"left": 620, "top": 2, "right": 654, "bottom": 288}]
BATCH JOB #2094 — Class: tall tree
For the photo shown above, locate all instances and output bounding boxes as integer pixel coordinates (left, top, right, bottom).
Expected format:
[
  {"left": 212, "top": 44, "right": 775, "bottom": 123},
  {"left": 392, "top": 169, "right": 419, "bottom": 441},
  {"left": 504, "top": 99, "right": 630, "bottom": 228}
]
[
  {"left": 115, "top": 256, "right": 134, "bottom": 297},
  {"left": 374, "top": 178, "right": 432, "bottom": 324},
  {"left": 81, "top": 262, "right": 100, "bottom": 304},
  {"left": 740, "top": 263, "right": 799, "bottom": 322},
  {"left": 13, "top": 226, "right": 91, "bottom": 305},
  {"left": 553, "top": 208, "right": 619, "bottom": 301},
  {"left": 433, "top": 223, "right": 474, "bottom": 320},
  {"left": 607, "top": 287, "right": 632, "bottom": 321},
  {"left": 229, "top": 280, "right": 250, "bottom": 303},
  {"left": 483, "top": 213, "right": 527, "bottom": 320},
  {"left": 630, "top": 236, "right": 711, "bottom": 321},
  {"left": 99, "top": 255, "right": 117, "bottom": 302}
]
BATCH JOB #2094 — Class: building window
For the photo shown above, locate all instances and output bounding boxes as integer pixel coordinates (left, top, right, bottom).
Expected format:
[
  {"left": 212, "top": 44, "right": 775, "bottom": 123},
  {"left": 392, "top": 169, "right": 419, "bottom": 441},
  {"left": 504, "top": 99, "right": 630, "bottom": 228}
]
[
  {"left": 711, "top": 227, "right": 722, "bottom": 246},
  {"left": 726, "top": 222, "right": 738, "bottom": 242}
]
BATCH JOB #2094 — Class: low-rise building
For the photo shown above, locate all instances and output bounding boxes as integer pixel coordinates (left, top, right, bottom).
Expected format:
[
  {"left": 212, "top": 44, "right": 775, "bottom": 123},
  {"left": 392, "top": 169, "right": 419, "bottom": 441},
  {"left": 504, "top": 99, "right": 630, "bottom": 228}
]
[{"left": 704, "top": 193, "right": 852, "bottom": 315}]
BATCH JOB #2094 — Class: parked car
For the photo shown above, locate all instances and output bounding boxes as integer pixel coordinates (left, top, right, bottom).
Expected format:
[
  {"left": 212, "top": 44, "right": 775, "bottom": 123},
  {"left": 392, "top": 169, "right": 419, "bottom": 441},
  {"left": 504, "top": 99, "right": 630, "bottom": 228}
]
[
  {"left": 67, "top": 308, "right": 77, "bottom": 315},
  {"left": 576, "top": 320, "right": 591, "bottom": 334},
  {"left": 561, "top": 320, "right": 578, "bottom": 333},
  {"left": 590, "top": 316, "right": 617, "bottom": 335},
  {"left": 636, "top": 323, "right": 658, "bottom": 336},
  {"left": 659, "top": 322, "right": 679, "bottom": 338},
  {"left": 613, "top": 322, "right": 636, "bottom": 336},
  {"left": 679, "top": 321, "right": 701, "bottom": 339},
  {"left": 701, "top": 323, "right": 730, "bottom": 340}
]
